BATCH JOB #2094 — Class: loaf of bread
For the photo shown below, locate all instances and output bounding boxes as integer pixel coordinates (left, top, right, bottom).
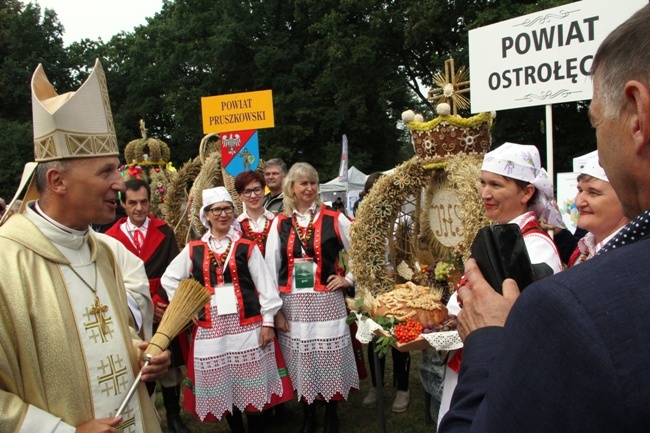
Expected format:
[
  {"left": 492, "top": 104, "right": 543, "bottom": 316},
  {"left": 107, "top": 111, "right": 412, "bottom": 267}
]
[{"left": 372, "top": 281, "right": 448, "bottom": 324}]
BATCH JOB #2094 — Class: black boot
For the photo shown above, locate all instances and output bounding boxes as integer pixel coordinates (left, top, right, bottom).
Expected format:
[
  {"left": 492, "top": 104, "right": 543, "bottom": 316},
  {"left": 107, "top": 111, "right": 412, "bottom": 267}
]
[
  {"left": 246, "top": 412, "right": 265, "bottom": 433},
  {"left": 298, "top": 402, "right": 317, "bottom": 433},
  {"left": 273, "top": 402, "right": 291, "bottom": 423},
  {"left": 162, "top": 385, "right": 190, "bottom": 433},
  {"left": 226, "top": 408, "right": 246, "bottom": 433},
  {"left": 323, "top": 401, "right": 339, "bottom": 433}
]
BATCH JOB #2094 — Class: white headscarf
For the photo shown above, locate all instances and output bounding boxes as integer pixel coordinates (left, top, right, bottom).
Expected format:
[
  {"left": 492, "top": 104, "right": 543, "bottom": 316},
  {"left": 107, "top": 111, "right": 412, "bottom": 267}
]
[{"left": 481, "top": 142, "right": 564, "bottom": 227}]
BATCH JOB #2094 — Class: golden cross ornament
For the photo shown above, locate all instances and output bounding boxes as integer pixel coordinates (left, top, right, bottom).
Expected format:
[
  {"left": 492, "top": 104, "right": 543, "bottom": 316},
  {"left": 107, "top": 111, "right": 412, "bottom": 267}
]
[
  {"left": 427, "top": 58, "right": 471, "bottom": 115},
  {"left": 90, "top": 296, "right": 110, "bottom": 334}
]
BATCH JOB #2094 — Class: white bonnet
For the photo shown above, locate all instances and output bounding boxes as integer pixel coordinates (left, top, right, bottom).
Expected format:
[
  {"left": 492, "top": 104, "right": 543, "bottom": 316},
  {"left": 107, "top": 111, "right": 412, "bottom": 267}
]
[{"left": 580, "top": 151, "right": 608, "bottom": 182}]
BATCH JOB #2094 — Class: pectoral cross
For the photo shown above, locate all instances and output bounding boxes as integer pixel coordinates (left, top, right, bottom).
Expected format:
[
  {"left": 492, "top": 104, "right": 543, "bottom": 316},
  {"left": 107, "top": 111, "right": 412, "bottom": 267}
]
[{"left": 90, "top": 296, "right": 110, "bottom": 334}]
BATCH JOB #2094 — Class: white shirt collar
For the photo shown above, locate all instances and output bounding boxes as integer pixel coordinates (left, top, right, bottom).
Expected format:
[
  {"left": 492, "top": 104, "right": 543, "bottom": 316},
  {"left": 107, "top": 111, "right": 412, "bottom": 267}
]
[
  {"left": 509, "top": 211, "right": 536, "bottom": 229},
  {"left": 27, "top": 201, "right": 89, "bottom": 250},
  {"left": 236, "top": 209, "right": 275, "bottom": 223},
  {"left": 126, "top": 216, "right": 150, "bottom": 235},
  {"left": 292, "top": 203, "right": 318, "bottom": 226},
  {"left": 201, "top": 225, "right": 241, "bottom": 252},
  {"left": 577, "top": 228, "right": 622, "bottom": 262}
]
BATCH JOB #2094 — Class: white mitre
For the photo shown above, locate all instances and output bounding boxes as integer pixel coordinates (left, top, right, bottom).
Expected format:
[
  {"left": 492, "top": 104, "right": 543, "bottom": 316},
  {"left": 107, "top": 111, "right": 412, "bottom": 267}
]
[
  {"left": 32, "top": 58, "right": 118, "bottom": 161},
  {"left": 1, "top": 59, "right": 119, "bottom": 225}
]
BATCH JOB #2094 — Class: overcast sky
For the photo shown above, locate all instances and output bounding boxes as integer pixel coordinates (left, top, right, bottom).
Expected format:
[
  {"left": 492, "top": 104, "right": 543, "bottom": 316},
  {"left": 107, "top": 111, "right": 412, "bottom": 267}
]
[{"left": 31, "top": 0, "right": 163, "bottom": 45}]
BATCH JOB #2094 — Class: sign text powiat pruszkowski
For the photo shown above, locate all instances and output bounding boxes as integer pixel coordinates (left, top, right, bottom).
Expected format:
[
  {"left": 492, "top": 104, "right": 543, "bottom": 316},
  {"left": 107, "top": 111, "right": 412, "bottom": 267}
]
[{"left": 201, "top": 90, "right": 274, "bottom": 134}]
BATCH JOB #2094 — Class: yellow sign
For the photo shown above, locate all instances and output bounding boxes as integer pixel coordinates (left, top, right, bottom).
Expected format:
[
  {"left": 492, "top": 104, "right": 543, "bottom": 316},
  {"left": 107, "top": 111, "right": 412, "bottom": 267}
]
[{"left": 201, "top": 89, "right": 274, "bottom": 134}]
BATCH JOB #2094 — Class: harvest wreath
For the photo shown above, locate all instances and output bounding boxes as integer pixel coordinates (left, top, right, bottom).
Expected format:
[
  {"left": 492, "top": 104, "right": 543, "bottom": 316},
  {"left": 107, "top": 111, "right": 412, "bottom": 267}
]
[
  {"left": 349, "top": 152, "right": 489, "bottom": 301},
  {"left": 349, "top": 102, "right": 493, "bottom": 355},
  {"left": 348, "top": 152, "right": 489, "bottom": 355}
]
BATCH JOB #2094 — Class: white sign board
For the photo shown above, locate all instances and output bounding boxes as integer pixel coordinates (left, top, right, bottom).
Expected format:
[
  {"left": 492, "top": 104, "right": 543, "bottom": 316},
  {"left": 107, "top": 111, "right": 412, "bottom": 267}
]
[{"left": 469, "top": 0, "right": 647, "bottom": 113}]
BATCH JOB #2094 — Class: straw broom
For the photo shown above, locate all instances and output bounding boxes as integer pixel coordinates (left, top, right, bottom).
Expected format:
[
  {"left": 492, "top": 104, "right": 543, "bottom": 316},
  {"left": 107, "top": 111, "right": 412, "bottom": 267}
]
[{"left": 116, "top": 278, "right": 211, "bottom": 417}]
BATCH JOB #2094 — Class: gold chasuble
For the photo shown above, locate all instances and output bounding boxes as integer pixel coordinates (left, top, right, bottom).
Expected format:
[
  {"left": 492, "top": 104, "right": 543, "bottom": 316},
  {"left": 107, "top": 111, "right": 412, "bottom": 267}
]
[{"left": 0, "top": 208, "right": 161, "bottom": 433}]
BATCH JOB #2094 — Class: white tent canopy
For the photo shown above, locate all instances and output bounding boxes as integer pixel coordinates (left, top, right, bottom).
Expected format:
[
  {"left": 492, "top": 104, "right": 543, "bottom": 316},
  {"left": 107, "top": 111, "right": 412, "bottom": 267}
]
[
  {"left": 319, "top": 166, "right": 368, "bottom": 213},
  {"left": 319, "top": 166, "right": 368, "bottom": 193}
]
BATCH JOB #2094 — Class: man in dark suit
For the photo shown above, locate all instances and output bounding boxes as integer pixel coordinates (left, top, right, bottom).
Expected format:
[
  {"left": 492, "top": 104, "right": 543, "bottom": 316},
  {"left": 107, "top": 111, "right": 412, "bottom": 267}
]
[
  {"left": 440, "top": 5, "right": 650, "bottom": 432},
  {"left": 106, "top": 179, "right": 189, "bottom": 433}
]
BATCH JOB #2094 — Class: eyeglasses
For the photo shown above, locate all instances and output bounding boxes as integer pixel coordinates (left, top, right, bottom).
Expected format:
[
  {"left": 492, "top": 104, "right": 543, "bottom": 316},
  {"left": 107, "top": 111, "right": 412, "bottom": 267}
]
[
  {"left": 207, "top": 206, "right": 234, "bottom": 216},
  {"left": 241, "top": 187, "right": 263, "bottom": 197}
]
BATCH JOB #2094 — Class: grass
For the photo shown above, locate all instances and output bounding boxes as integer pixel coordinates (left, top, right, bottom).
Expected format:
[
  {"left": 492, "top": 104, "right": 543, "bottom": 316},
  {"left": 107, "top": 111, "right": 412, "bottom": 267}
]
[{"left": 156, "top": 347, "right": 438, "bottom": 433}]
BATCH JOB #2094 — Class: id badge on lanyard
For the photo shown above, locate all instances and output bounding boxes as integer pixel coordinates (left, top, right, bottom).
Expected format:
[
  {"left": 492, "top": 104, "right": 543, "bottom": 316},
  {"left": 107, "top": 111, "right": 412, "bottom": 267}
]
[
  {"left": 292, "top": 215, "right": 316, "bottom": 291},
  {"left": 213, "top": 283, "right": 238, "bottom": 315},
  {"left": 294, "top": 257, "right": 315, "bottom": 290}
]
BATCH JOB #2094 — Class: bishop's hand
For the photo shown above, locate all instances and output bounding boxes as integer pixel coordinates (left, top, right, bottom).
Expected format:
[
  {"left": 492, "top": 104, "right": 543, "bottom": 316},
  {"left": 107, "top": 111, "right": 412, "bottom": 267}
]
[{"left": 137, "top": 341, "right": 171, "bottom": 382}]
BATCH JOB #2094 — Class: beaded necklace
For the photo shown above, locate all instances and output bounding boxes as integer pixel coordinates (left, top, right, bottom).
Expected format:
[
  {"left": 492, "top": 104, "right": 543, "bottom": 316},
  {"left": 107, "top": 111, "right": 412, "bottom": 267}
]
[
  {"left": 209, "top": 238, "right": 233, "bottom": 271},
  {"left": 293, "top": 211, "right": 315, "bottom": 245},
  {"left": 242, "top": 218, "right": 270, "bottom": 246}
]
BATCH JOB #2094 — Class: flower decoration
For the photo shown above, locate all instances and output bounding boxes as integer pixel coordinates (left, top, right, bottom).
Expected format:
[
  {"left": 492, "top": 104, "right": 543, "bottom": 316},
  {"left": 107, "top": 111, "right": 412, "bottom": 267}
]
[
  {"left": 128, "top": 165, "right": 143, "bottom": 179},
  {"left": 393, "top": 174, "right": 412, "bottom": 189},
  {"left": 443, "top": 83, "right": 454, "bottom": 98},
  {"left": 368, "top": 254, "right": 386, "bottom": 274},
  {"left": 365, "top": 227, "right": 384, "bottom": 245},
  {"left": 374, "top": 202, "right": 393, "bottom": 218},
  {"left": 461, "top": 130, "right": 478, "bottom": 152}
]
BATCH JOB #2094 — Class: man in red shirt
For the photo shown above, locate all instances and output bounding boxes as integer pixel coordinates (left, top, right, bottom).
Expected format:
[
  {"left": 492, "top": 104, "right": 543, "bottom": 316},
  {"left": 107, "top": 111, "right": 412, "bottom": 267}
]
[{"left": 106, "top": 179, "right": 189, "bottom": 433}]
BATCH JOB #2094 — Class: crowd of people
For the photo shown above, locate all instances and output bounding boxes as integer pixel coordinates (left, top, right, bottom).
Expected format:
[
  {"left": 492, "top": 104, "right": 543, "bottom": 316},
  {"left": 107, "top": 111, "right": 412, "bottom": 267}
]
[
  {"left": 2, "top": 4, "right": 650, "bottom": 433},
  {"left": 439, "top": 5, "right": 650, "bottom": 432}
]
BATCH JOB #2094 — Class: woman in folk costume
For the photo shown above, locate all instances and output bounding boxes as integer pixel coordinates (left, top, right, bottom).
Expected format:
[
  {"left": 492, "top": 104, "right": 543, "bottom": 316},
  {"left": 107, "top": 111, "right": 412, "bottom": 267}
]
[
  {"left": 568, "top": 151, "right": 630, "bottom": 267},
  {"left": 265, "top": 162, "right": 359, "bottom": 433},
  {"left": 235, "top": 170, "right": 275, "bottom": 256},
  {"left": 438, "top": 142, "right": 564, "bottom": 426},
  {"left": 161, "top": 187, "right": 292, "bottom": 433}
]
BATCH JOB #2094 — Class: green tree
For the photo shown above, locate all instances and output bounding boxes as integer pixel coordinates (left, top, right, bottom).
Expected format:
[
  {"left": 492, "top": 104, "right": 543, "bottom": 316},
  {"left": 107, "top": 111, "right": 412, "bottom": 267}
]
[
  {"left": 91, "top": 0, "right": 415, "bottom": 178},
  {"left": 0, "top": 0, "right": 599, "bottom": 200},
  {"left": 0, "top": 1, "right": 71, "bottom": 198}
]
